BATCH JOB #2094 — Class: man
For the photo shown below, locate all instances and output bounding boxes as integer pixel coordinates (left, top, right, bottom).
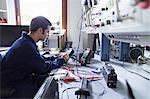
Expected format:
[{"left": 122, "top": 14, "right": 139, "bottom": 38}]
[{"left": 0, "top": 16, "right": 69, "bottom": 98}]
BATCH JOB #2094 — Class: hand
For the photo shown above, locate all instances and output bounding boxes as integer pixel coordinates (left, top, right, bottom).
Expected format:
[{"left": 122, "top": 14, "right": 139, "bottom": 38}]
[{"left": 59, "top": 52, "right": 70, "bottom": 62}]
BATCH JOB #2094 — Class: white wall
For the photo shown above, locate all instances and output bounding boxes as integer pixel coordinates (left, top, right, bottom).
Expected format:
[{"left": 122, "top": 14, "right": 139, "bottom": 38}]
[{"left": 67, "top": 0, "right": 84, "bottom": 49}]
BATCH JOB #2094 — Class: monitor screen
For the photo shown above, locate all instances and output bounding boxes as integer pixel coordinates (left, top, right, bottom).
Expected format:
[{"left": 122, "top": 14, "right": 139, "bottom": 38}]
[{"left": 0, "top": 25, "right": 29, "bottom": 47}]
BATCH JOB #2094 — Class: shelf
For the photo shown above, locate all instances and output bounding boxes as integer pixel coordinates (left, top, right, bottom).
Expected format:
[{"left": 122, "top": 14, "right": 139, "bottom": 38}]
[
  {"left": 104, "top": 32, "right": 150, "bottom": 46},
  {"left": 0, "top": 0, "right": 8, "bottom": 24},
  {"left": 50, "top": 29, "right": 66, "bottom": 37},
  {"left": 82, "top": 23, "right": 150, "bottom": 46},
  {"left": 101, "top": 23, "right": 150, "bottom": 46},
  {"left": 82, "top": 23, "right": 150, "bottom": 34},
  {"left": 0, "top": 23, "right": 7, "bottom": 25},
  {"left": 101, "top": 24, "right": 150, "bottom": 33},
  {"left": 0, "top": 9, "right": 7, "bottom": 13}
]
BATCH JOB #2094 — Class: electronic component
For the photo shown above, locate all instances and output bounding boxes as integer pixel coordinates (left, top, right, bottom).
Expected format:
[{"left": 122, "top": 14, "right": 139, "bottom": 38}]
[
  {"left": 75, "top": 78, "right": 90, "bottom": 99},
  {"left": 92, "top": 67, "right": 103, "bottom": 74},
  {"left": 110, "top": 41, "right": 120, "bottom": 59},
  {"left": 61, "top": 48, "right": 74, "bottom": 63},
  {"left": 79, "top": 48, "right": 91, "bottom": 66},
  {"left": 102, "top": 64, "right": 117, "bottom": 88},
  {"left": 118, "top": 42, "right": 130, "bottom": 61},
  {"left": 63, "top": 48, "right": 74, "bottom": 57},
  {"left": 0, "top": 25, "right": 29, "bottom": 47},
  {"left": 43, "top": 37, "right": 49, "bottom": 48},
  {"left": 101, "top": 33, "right": 110, "bottom": 61},
  {"left": 128, "top": 46, "right": 144, "bottom": 63},
  {"left": 64, "top": 41, "right": 73, "bottom": 49},
  {"left": 70, "top": 48, "right": 91, "bottom": 65}
]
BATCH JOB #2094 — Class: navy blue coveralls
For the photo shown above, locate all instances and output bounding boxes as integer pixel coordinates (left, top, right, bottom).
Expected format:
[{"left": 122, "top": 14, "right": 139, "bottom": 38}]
[{"left": 0, "top": 33, "right": 63, "bottom": 98}]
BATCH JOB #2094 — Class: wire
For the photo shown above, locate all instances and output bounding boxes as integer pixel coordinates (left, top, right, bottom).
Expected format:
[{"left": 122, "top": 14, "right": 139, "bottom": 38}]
[
  {"left": 75, "top": 69, "right": 93, "bottom": 75},
  {"left": 72, "top": 67, "right": 100, "bottom": 80},
  {"left": 121, "top": 60, "right": 150, "bottom": 81},
  {"left": 61, "top": 87, "right": 79, "bottom": 99},
  {"left": 75, "top": 8, "right": 84, "bottom": 80},
  {"left": 90, "top": 81, "right": 106, "bottom": 99},
  {"left": 140, "top": 67, "right": 150, "bottom": 74},
  {"left": 125, "top": 68, "right": 150, "bottom": 80},
  {"left": 61, "top": 81, "right": 106, "bottom": 99},
  {"left": 60, "top": 73, "right": 105, "bottom": 99},
  {"left": 76, "top": 8, "right": 84, "bottom": 53},
  {"left": 76, "top": 95, "right": 79, "bottom": 99},
  {"left": 77, "top": 10, "right": 84, "bottom": 30},
  {"left": 122, "top": 47, "right": 150, "bottom": 80}
]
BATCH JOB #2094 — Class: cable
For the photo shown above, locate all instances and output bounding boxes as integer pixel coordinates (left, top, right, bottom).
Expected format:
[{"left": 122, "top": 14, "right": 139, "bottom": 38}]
[
  {"left": 61, "top": 87, "right": 79, "bottom": 99},
  {"left": 90, "top": 81, "right": 106, "bottom": 99},
  {"left": 60, "top": 73, "right": 105, "bottom": 99},
  {"left": 70, "top": 55, "right": 80, "bottom": 63},
  {"left": 125, "top": 68, "right": 150, "bottom": 80},
  {"left": 140, "top": 67, "right": 150, "bottom": 74},
  {"left": 76, "top": 8, "right": 84, "bottom": 54},
  {"left": 77, "top": 10, "right": 84, "bottom": 30},
  {"left": 136, "top": 56, "right": 150, "bottom": 73},
  {"left": 75, "top": 69, "right": 93, "bottom": 75},
  {"left": 72, "top": 66, "right": 99, "bottom": 80},
  {"left": 123, "top": 47, "right": 150, "bottom": 80},
  {"left": 121, "top": 60, "right": 150, "bottom": 81},
  {"left": 75, "top": 8, "right": 84, "bottom": 80},
  {"left": 77, "top": 95, "right": 79, "bottom": 99},
  {"left": 60, "top": 82, "right": 106, "bottom": 99}
]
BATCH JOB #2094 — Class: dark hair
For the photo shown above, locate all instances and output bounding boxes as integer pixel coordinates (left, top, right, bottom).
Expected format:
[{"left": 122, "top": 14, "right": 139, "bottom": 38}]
[{"left": 29, "top": 16, "right": 52, "bottom": 32}]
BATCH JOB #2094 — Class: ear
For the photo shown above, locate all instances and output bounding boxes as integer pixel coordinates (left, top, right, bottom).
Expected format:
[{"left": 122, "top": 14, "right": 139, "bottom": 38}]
[{"left": 37, "top": 27, "right": 43, "bottom": 34}]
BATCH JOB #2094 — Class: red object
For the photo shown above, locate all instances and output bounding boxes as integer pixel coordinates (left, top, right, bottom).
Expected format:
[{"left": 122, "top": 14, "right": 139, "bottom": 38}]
[
  {"left": 138, "top": 0, "right": 150, "bottom": 9},
  {"left": 63, "top": 76, "right": 76, "bottom": 83},
  {"left": 86, "top": 76, "right": 101, "bottom": 81},
  {"left": 2, "top": 20, "right": 7, "bottom": 23},
  {"left": 63, "top": 67, "right": 74, "bottom": 72}
]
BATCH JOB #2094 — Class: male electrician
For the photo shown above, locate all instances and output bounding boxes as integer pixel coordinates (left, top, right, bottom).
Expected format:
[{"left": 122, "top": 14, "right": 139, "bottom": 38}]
[{"left": 0, "top": 16, "right": 69, "bottom": 98}]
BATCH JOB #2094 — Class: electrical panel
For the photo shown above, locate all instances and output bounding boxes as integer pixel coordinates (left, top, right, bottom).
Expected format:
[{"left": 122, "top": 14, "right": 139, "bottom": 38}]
[
  {"left": 90, "top": 0, "right": 119, "bottom": 27},
  {"left": 82, "top": 0, "right": 150, "bottom": 46},
  {"left": 86, "top": 0, "right": 150, "bottom": 27}
]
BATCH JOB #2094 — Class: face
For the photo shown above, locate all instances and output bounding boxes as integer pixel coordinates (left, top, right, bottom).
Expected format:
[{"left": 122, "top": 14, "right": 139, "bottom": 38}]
[{"left": 40, "top": 26, "right": 51, "bottom": 41}]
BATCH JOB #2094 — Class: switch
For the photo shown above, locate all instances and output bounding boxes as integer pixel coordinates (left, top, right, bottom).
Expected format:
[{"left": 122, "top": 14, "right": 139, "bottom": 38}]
[
  {"left": 112, "top": 20, "right": 115, "bottom": 23},
  {"left": 101, "top": 8, "right": 105, "bottom": 11},
  {"left": 101, "top": 22, "right": 105, "bottom": 26},
  {"left": 109, "top": 35, "right": 112, "bottom": 38},
  {"left": 106, "top": 7, "right": 108, "bottom": 11},
  {"left": 106, "top": 20, "right": 111, "bottom": 25},
  {"left": 112, "top": 11, "right": 115, "bottom": 15}
]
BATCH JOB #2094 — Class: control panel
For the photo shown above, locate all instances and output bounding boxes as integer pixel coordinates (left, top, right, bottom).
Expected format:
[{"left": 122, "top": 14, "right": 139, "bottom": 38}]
[
  {"left": 82, "top": 0, "right": 150, "bottom": 46},
  {"left": 85, "top": 0, "right": 150, "bottom": 28},
  {"left": 91, "top": 0, "right": 119, "bottom": 27}
]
